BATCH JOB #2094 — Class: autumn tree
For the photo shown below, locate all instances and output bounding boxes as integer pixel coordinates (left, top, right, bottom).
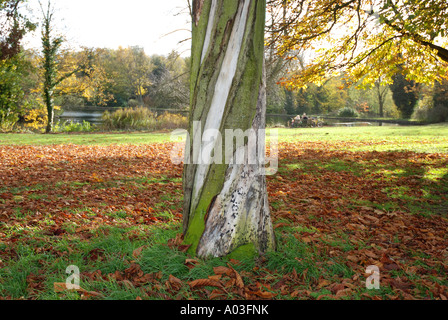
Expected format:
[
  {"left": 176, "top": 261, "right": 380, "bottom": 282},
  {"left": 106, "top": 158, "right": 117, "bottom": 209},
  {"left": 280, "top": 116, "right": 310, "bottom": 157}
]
[
  {"left": 100, "top": 46, "right": 153, "bottom": 107},
  {"left": 55, "top": 48, "right": 115, "bottom": 107},
  {"left": 267, "top": 0, "right": 448, "bottom": 89},
  {"left": 0, "top": 0, "right": 35, "bottom": 60},
  {"left": 117, "top": 46, "right": 153, "bottom": 106},
  {"left": 182, "top": 0, "right": 276, "bottom": 258}
]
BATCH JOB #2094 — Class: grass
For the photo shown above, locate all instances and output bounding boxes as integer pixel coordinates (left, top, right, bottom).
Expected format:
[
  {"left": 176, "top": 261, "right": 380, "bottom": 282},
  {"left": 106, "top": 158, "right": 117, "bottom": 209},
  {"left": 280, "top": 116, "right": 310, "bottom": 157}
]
[
  {"left": 1, "top": 123, "right": 447, "bottom": 150},
  {"left": 0, "top": 124, "right": 447, "bottom": 300},
  {"left": 0, "top": 131, "right": 171, "bottom": 145}
]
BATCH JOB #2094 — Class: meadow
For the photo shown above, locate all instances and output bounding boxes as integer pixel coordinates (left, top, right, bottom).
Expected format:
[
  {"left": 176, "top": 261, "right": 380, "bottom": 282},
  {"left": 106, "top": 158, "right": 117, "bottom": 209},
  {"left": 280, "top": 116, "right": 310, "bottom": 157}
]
[{"left": 0, "top": 124, "right": 447, "bottom": 300}]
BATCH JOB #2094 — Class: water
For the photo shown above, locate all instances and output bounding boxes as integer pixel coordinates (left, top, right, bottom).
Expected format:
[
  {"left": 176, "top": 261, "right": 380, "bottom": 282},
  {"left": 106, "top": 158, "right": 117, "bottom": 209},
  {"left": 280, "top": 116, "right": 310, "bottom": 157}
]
[
  {"left": 58, "top": 109, "right": 398, "bottom": 128},
  {"left": 58, "top": 109, "right": 292, "bottom": 127},
  {"left": 58, "top": 110, "right": 104, "bottom": 125}
]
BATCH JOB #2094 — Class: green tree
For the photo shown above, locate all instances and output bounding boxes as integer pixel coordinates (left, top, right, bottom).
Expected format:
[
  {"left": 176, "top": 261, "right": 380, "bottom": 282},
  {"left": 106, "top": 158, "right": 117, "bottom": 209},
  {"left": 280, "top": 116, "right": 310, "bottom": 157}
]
[
  {"left": 0, "top": 57, "right": 23, "bottom": 127},
  {"left": 0, "top": 0, "right": 35, "bottom": 129},
  {"left": 39, "top": 0, "right": 85, "bottom": 133},
  {"left": 390, "top": 66, "right": 420, "bottom": 119},
  {"left": 413, "top": 80, "right": 448, "bottom": 122},
  {"left": 432, "top": 80, "right": 448, "bottom": 122},
  {"left": 283, "top": 89, "right": 295, "bottom": 114}
]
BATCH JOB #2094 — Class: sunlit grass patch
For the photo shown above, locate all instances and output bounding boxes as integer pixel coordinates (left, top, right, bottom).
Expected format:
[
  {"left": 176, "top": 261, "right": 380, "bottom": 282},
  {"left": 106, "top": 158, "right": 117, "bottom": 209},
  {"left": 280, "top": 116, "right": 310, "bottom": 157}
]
[{"left": 424, "top": 167, "right": 448, "bottom": 182}]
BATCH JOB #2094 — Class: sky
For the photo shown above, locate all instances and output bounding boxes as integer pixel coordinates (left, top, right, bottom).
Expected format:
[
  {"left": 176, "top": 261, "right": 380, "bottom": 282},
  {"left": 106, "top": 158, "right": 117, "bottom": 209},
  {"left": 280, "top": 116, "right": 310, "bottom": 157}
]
[{"left": 23, "top": 0, "right": 192, "bottom": 56}]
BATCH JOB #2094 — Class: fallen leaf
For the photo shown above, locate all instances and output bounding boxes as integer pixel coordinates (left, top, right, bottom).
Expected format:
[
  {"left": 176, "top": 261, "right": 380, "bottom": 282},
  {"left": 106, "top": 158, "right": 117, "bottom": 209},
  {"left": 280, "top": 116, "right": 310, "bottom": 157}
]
[
  {"left": 347, "top": 255, "right": 359, "bottom": 262},
  {"left": 317, "top": 279, "right": 331, "bottom": 289},
  {"left": 132, "top": 246, "right": 146, "bottom": 258},
  {"left": 54, "top": 282, "right": 70, "bottom": 293},
  {"left": 213, "top": 266, "right": 232, "bottom": 276},
  {"left": 185, "top": 258, "right": 200, "bottom": 269},
  {"left": 189, "top": 279, "right": 223, "bottom": 289}
]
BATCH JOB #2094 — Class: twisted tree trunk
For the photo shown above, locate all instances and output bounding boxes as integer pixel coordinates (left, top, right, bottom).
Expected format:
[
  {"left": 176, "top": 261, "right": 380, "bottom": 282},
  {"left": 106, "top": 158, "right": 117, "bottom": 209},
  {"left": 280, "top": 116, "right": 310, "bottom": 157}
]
[{"left": 182, "top": 0, "right": 276, "bottom": 258}]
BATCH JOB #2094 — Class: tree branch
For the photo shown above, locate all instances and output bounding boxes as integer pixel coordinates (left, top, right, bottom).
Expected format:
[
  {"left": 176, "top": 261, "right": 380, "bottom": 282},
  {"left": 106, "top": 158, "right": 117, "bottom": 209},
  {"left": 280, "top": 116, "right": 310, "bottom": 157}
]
[{"left": 380, "top": 13, "right": 448, "bottom": 63}]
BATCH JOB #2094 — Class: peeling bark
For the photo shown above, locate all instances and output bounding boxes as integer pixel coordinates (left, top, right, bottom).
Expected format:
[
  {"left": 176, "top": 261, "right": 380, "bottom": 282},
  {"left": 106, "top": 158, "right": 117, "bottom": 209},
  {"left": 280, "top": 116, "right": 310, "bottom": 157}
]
[
  {"left": 197, "top": 68, "right": 275, "bottom": 257},
  {"left": 183, "top": 0, "right": 275, "bottom": 258},
  {"left": 193, "top": 0, "right": 206, "bottom": 26}
]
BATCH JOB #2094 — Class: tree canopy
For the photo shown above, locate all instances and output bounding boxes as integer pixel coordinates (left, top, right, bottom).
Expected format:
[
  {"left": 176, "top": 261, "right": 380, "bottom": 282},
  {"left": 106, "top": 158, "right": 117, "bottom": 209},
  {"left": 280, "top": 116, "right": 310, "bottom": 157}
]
[
  {"left": 267, "top": 0, "right": 448, "bottom": 89},
  {"left": 0, "top": 0, "right": 35, "bottom": 60}
]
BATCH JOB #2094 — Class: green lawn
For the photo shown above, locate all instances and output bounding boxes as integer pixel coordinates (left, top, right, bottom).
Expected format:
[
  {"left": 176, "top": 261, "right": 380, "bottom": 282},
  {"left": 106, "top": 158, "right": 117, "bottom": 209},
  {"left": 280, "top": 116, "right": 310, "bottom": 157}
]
[
  {"left": 273, "top": 124, "right": 448, "bottom": 153},
  {"left": 1, "top": 124, "right": 447, "bottom": 301},
  {"left": 2, "top": 124, "right": 447, "bottom": 153},
  {"left": 0, "top": 131, "right": 171, "bottom": 146}
]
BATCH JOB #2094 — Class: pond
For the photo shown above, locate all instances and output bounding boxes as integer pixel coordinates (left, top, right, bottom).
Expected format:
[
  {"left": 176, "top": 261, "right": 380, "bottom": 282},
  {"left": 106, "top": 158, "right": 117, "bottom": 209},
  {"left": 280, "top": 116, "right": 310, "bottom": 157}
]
[
  {"left": 58, "top": 109, "right": 293, "bottom": 127},
  {"left": 58, "top": 108, "right": 397, "bottom": 128},
  {"left": 58, "top": 110, "right": 105, "bottom": 125}
]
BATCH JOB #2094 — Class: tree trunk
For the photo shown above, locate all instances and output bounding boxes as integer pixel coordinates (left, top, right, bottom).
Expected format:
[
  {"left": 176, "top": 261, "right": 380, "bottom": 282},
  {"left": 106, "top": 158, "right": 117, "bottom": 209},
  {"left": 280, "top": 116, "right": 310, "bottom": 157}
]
[
  {"left": 44, "top": 89, "right": 54, "bottom": 133},
  {"left": 182, "top": 0, "right": 276, "bottom": 258},
  {"left": 41, "top": 0, "right": 58, "bottom": 134}
]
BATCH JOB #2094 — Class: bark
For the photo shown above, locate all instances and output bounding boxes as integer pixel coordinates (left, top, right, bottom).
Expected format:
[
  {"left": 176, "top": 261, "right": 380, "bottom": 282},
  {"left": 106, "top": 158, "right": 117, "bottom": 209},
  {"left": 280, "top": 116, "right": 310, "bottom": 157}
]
[
  {"left": 44, "top": 89, "right": 54, "bottom": 133},
  {"left": 182, "top": 0, "right": 275, "bottom": 258}
]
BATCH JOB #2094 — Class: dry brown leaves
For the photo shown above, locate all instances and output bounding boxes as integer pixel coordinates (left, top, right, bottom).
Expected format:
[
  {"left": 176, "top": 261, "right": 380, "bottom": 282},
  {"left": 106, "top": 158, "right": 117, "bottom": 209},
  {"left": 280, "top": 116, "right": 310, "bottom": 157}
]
[
  {"left": 1, "top": 140, "right": 448, "bottom": 300},
  {"left": 0, "top": 143, "right": 183, "bottom": 238}
]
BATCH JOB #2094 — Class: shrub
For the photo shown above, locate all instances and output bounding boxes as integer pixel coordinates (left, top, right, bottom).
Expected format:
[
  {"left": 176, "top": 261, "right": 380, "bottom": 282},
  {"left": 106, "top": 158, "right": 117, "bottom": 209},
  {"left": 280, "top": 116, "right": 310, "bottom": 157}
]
[
  {"left": 413, "top": 96, "right": 448, "bottom": 123},
  {"left": 156, "top": 112, "right": 188, "bottom": 130},
  {"left": 0, "top": 109, "right": 19, "bottom": 132},
  {"left": 101, "top": 107, "right": 156, "bottom": 131},
  {"left": 338, "top": 107, "right": 359, "bottom": 118},
  {"left": 57, "top": 120, "right": 94, "bottom": 133},
  {"left": 101, "top": 107, "right": 188, "bottom": 131},
  {"left": 21, "top": 108, "right": 48, "bottom": 130}
]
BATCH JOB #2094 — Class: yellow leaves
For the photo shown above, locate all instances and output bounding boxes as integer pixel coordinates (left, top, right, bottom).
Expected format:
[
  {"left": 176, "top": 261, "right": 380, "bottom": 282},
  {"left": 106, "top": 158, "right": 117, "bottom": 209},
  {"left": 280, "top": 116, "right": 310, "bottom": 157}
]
[
  {"left": 270, "top": 0, "right": 448, "bottom": 88},
  {"left": 89, "top": 173, "right": 104, "bottom": 183},
  {"left": 23, "top": 108, "right": 47, "bottom": 130}
]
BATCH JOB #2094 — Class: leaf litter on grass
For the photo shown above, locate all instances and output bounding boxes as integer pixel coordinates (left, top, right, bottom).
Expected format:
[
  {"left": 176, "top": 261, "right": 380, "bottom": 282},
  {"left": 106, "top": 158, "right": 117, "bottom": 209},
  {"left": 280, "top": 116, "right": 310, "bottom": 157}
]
[{"left": 0, "top": 140, "right": 447, "bottom": 300}]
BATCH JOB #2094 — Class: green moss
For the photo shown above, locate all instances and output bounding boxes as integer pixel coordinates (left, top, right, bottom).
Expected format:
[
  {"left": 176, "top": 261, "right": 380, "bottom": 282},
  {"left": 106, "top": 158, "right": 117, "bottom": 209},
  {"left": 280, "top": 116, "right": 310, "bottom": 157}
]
[
  {"left": 189, "top": 0, "right": 212, "bottom": 105},
  {"left": 183, "top": 163, "right": 228, "bottom": 255},
  {"left": 228, "top": 243, "right": 257, "bottom": 260}
]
